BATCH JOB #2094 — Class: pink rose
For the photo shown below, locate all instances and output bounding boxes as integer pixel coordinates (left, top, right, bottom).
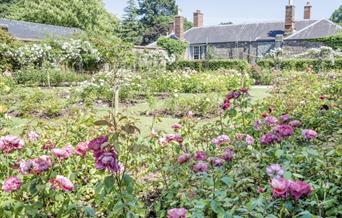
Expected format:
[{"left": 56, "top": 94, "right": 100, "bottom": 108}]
[
  {"left": 289, "top": 181, "right": 312, "bottom": 200},
  {"left": 0, "top": 135, "right": 24, "bottom": 153},
  {"left": 167, "top": 208, "right": 187, "bottom": 218},
  {"left": 245, "top": 135, "right": 254, "bottom": 145},
  {"left": 212, "top": 135, "right": 230, "bottom": 146},
  {"left": 49, "top": 175, "right": 74, "bottom": 191},
  {"left": 302, "top": 129, "right": 318, "bottom": 140},
  {"left": 210, "top": 158, "right": 224, "bottom": 167},
  {"left": 2, "top": 176, "right": 21, "bottom": 192},
  {"left": 178, "top": 153, "right": 191, "bottom": 164},
  {"left": 264, "top": 116, "right": 278, "bottom": 126},
  {"left": 270, "top": 178, "right": 289, "bottom": 199},
  {"left": 28, "top": 131, "right": 39, "bottom": 142},
  {"left": 171, "top": 124, "right": 182, "bottom": 131},
  {"left": 51, "top": 145, "right": 74, "bottom": 160},
  {"left": 75, "top": 142, "right": 89, "bottom": 157},
  {"left": 274, "top": 125, "right": 294, "bottom": 138},
  {"left": 289, "top": 120, "right": 301, "bottom": 128},
  {"left": 88, "top": 136, "right": 108, "bottom": 151}
]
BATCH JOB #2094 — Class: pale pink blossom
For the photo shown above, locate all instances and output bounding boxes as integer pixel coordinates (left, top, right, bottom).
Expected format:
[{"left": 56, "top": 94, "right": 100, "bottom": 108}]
[
  {"left": 75, "top": 142, "right": 89, "bottom": 156},
  {"left": 178, "top": 153, "right": 191, "bottom": 164},
  {"left": 28, "top": 131, "right": 39, "bottom": 141},
  {"left": 302, "top": 129, "right": 318, "bottom": 140},
  {"left": 0, "top": 135, "right": 24, "bottom": 153},
  {"left": 2, "top": 176, "right": 21, "bottom": 192},
  {"left": 167, "top": 208, "right": 187, "bottom": 218},
  {"left": 49, "top": 175, "right": 74, "bottom": 191}
]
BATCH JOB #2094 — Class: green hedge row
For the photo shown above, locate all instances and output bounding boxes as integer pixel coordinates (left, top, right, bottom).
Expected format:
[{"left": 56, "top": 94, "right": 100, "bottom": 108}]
[
  {"left": 168, "top": 58, "right": 342, "bottom": 72},
  {"left": 257, "top": 58, "right": 342, "bottom": 72},
  {"left": 168, "top": 60, "right": 251, "bottom": 72}
]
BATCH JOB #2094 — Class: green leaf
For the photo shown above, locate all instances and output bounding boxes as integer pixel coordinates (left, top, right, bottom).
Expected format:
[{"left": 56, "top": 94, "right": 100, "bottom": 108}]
[
  {"left": 84, "top": 206, "right": 96, "bottom": 217},
  {"left": 104, "top": 176, "right": 115, "bottom": 190},
  {"left": 94, "top": 120, "right": 113, "bottom": 126},
  {"left": 210, "top": 200, "right": 224, "bottom": 214},
  {"left": 284, "top": 172, "right": 292, "bottom": 180},
  {"left": 221, "top": 176, "right": 234, "bottom": 186},
  {"left": 275, "top": 149, "right": 283, "bottom": 158}
]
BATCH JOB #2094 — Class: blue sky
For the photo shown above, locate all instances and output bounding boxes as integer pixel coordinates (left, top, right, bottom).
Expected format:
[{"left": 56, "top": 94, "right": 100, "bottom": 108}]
[{"left": 104, "top": 0, "right": 341, "bottom": 25}]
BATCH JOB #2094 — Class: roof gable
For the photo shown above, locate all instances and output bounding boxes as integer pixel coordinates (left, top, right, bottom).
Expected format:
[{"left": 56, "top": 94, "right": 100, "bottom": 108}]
[{"left": 0, "top": 19, "right": 81, "bottom": 41}]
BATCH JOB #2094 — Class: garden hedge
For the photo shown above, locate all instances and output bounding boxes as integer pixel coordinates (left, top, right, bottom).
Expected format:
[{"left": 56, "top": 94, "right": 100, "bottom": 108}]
[
  {"left": 169, "top": 58, "right": 342, "bottom": 72},
  {"left": 167, "top": 60, "right": 251, "bottom": 72}
]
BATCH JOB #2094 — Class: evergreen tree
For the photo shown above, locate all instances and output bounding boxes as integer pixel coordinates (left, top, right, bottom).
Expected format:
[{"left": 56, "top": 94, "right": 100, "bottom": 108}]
[
  {"left": 119, "top": 0, "right": 143, "bottom": 45},
  {"left": 330, "top": 5, "right": 342, "bottom": 23},
  {"left": 138, "top": 0, "right": 178, "bottom": 45}
]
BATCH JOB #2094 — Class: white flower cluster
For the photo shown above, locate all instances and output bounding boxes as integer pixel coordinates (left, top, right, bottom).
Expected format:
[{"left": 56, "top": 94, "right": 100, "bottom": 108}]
[
  {"left": 135, "top": 49, "right": 175, "bottom": 69},
  {"left": 14, "top": 44, "right": 53, "bottom": 66}
]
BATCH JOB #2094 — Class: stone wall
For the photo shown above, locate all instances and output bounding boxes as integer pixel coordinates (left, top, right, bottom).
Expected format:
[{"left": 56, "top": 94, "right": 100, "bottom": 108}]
[{"left": 282, "top": 40, "right": 324, "bottom": 56}]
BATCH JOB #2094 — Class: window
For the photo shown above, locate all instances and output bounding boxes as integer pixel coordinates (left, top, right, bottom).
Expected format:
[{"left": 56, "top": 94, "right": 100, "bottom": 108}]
[{"left": 192, "top": 45, "right": 207, "bottom": 60}]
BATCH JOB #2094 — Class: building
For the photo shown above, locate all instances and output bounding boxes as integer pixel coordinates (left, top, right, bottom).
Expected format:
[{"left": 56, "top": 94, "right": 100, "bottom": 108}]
[
  {"left": 0, "top": 19, "right": 81, "bottom": 41},
  {"left": 151, "top": 1, "right": 341, "bottom": 62}
]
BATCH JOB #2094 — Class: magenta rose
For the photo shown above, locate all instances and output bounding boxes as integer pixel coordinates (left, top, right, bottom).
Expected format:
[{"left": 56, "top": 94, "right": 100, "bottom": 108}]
[
  {"left": 88, "top": 136, "right": 108, "bottom": 151},
  {"left": 171, "top": 124, "right": 182, "bottom": 131},
  {"left": 274, "top": 125, "right": 294, "bottom": 138},
  {"left": 2, "top": 176, "right": 22, "bottom": 192},
  {"left": 289, "top": 180, "right": 312, "bottom": 200},
  {"left": 193, "top": 161, "right": 208, "bottom": 173},
  {"left": 49, "top": 175, "right": 74, "bottom": 191},
  {"left": 194, "top": 151, "right": 207, "bottom": 161},
  {"left": 167, "top": 208, "right": 187, "bottom": 218},
  {"left": 210, "top": 158, "right": 225, "bottom": 167},
  {"left": 222, "top": 148, "right": 234, "bottom": 161},
  {"left": 95, "top": 151, "right": 121, "bottom": 173},
  {"left": 264, "top": 116, "right": 278, "bottom": 126},
  {"left": 289, "top": 120, "right": 301, "bottom": 128}
]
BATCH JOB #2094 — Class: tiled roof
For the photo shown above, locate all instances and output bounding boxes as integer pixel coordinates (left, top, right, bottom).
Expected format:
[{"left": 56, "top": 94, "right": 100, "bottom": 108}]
[
  {"left": 0, "top": 19, "right": 81, "bottom": 41},
  {"left": 184, "top": 19, "right": 340, "bottom": 44}
]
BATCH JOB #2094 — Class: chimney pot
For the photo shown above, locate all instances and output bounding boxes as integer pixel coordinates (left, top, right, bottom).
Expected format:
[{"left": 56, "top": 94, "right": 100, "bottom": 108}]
[
  {"left": 285, "top": 4, "right": 295, "bottom": 35},
  {"left": 193, "top": 10, "right": 204, "bottom": 28},
  {"left": 304, "top": 1, "right": 312, "bottom": 20},
  {"left": 175, "top": 16, "right": 184, "bottom": 39}
]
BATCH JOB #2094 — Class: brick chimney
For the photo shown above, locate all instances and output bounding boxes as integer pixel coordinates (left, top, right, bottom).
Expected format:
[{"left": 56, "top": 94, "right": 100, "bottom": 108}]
[
  {"left": 304, "top": 1, "right": 312, "bottom": 20},
  {"left": 285, "top": 0, "right": 295, "bottom": 35},
  {"left": 168, "top": 22, "right": 175, "bottom": 34},
  {"left": 175, "top": 15, "right": 184, "bottom": 39},
  {"left": 193, "top": 10, "right": 204, "bottom": 28}
]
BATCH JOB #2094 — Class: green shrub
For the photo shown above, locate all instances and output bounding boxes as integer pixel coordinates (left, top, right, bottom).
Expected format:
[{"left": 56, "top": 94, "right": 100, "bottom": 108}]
[
  {"left": 157, "top": 37, "right": 188, "bottom": 58},
  {"left": 14, "top": 66, "right": 90, "bottom": 86},
  {"left": 168, "top": 60, "right": 251, "bottom": 72}
]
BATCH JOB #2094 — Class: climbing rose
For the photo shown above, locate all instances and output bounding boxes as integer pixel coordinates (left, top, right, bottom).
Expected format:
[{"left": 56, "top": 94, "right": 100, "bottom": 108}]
[
  {"left": 194, "top": 151, "right": 207, "bottom": 161},
  {"left": 167, "top": 208, "right": 187, "bottom": 218},
  {"left": 289, "top": 120, "right": 301, "bottom": 128},
  {"left": 75, "top": 142, "right": 89, "bottom": 156},
  {"left": 51, "top": 145, "right": 74, "bottom": 160},
  {"left": 2, "top": 176, "right": 21, "bottom": 192},
  {"left": 302, "top": 129, "right": 318, "bottom": 140},
  {"left": 270, "top": 178, "right": 289, "bottom": 199},
  {"left": 193, "top": 161, "right": 208, "bottom": 173},
  {"left": 28, "top": 131, "right": 39, "bottom": 141},
  {"left": 49, "top": 175, "right": 74, "bottom": 191},
  {"left": 88, "top": 136, "right": 108, "bottom": 151},
  {"left": 178, "top": 153, "right": 191, "bottom": 164},
  {"left": 264, "top": 116, "right": 278, "bottom": 126},
  {"left": 222, "top": 148, "right": 234, "bottom": 161},
  {"left": 171, "top": 124, "right": 182, "bottom": 131},
  {"left": 266, "top": 164, "right": 284, "bottom": 179},
  {"left": 0, "top": 135, "right": 24, "bottom": 153},
  {"left": 289, "top": 181, "right": 312, "bottom": 200},
  {"left": 212, "top": 135, "right": 230, "bottom": 146},
  {"left": 95, "top": 151, "right": 121, "bottom": 173},
  {"left": 274, "top": 125, "right": 294, "bottom": 138}
]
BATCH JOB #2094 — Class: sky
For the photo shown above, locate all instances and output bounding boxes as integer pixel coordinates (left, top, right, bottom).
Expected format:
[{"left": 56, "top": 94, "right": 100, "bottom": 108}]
[{"left": 104, "top": 0, "right": 341, "bottom": 25}]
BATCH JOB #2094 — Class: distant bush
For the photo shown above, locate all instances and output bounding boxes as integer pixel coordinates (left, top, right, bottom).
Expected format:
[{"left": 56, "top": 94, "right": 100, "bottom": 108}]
[
  {"left": 157, "top": 37, "right": 188, "bottom": 58},
  {"left": 14, "top": 65, "right": 90, "bottom": 86},
  {"left": 168, "top": 60, "right": 251, "bottom": 72}
]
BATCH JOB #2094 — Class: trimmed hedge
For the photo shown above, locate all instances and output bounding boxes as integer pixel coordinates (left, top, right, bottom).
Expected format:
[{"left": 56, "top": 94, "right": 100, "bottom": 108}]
[
  {"left": 168, "top": 58, "right": 342, "bottom": 73},
  {"left": 257, "top": 58, "right": 342, "bottom": 72},
  {"left": 168, "top": 60, "right": 251, "bottom": 72}
]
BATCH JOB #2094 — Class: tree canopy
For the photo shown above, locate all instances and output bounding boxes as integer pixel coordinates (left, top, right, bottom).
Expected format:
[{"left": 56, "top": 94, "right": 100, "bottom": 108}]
[
  {"left": 330, "top": 5, "right": 342, "bottom": 23},
  {"left": 5, "top": 0, "right": 117, "bottom": 36},
  {"left": 138, "top": 0, "right": 178, "bottom": 45}
]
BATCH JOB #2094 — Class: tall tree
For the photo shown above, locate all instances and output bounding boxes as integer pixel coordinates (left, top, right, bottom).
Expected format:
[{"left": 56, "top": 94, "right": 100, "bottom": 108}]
[
  {"left": 138, "top": 0, "right": 177, "bottom": 45},
  {"left": 330, "top": 5, "right": 342, "bottom": 23},
  {"left": 119, "top": 0, "right": 143, "bottom": 45},
  {"left": 5, "top": 0, "right": 117, "bottom": 36}
]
